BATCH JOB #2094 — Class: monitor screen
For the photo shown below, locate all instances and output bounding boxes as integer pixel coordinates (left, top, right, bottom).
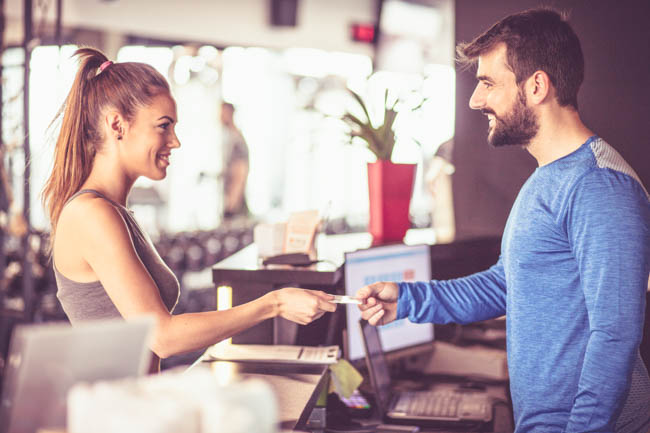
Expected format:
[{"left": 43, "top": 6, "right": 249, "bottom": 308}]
[{"left": 344, "top": 243, "right": 434, "bottom": 362}]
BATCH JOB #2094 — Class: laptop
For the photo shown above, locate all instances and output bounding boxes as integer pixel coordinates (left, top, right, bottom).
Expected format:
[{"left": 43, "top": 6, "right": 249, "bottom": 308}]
[
  {"left": 0, "top": 318, "right": 154, "bottom": 433},
  {"left": 359, "top": 319, "right": 493, "bottom": 427}
]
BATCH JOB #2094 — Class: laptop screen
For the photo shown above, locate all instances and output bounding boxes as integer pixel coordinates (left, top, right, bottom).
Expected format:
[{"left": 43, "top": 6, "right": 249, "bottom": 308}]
[
  {"left": 344, "top": 243, "right": 434, "bottom": 362},
  {"left": 0, "top": 318, "right": 153, "bottom": 433},
  {"left": 359, "top": 319, "right": 393, "bottom": 412}
]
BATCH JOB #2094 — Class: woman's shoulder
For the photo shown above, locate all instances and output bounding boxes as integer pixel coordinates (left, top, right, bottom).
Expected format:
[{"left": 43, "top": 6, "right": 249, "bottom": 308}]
[
  {"left": 54, "top": 193, "right": 130, "bottom": 280},
  {"left": 58, "top": 193, "right": 128, "bottom": 238}
]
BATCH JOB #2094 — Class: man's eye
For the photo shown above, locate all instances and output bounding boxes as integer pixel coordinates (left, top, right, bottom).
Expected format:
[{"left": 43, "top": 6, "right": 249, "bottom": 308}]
[
  {"left": 159, "top": 123, "right": 170, "bottom": 130},
  {"left": 482, "top": 82, "right": 493, "bottom": 89}
]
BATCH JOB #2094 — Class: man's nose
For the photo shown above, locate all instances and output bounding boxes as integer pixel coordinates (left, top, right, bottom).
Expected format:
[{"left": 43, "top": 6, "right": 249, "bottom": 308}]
[{"left": 469, "top": 84, "right": 485, "bottom": 110}]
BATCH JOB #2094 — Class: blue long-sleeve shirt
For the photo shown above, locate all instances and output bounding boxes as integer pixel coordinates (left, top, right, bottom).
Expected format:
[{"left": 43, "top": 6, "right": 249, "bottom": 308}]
[{"left": 397, "top": 136, "right": 650, "bottom": 433}]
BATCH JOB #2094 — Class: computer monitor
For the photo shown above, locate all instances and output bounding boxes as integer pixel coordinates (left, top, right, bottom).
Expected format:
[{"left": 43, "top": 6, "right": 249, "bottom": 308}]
[{"left": 344, "top": 243, "right": 434, "bottom": 363}]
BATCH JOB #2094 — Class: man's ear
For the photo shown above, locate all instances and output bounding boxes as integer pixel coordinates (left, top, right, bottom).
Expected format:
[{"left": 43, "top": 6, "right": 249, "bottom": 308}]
[
  {"left": 105, "top": 111, "right": 126, "bottom": 141},
  {"left": 526, "top": 70, "right": 552, "bottom": 105}
]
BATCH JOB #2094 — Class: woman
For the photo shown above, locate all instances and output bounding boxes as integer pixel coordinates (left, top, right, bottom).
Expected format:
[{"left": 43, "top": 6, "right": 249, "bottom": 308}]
[{"left": 42, "top": 48, "right": 336, "bottom": 372}]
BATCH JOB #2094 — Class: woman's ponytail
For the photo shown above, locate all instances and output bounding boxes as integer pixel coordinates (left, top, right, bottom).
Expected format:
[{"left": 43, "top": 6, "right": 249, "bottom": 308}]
[{"left": 42, "top": 48, "right": 108, "bottom": 232}]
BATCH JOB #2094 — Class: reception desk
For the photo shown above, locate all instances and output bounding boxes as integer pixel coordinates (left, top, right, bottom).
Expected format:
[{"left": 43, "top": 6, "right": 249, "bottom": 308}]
[{"left": 208, "top": 231, "right": 511, "bottom": 432}]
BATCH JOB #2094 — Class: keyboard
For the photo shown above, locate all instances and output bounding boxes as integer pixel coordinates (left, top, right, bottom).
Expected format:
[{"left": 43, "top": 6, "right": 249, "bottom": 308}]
[
  {"left": 299, "top": 346, "right": 336, "bottom": 361},
  {"left": 395, "top": 391, "right": 461, "bottom": 418}
]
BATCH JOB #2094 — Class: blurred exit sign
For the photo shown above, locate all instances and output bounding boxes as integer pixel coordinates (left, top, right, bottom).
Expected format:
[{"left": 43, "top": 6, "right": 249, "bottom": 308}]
[{"left": 350, "top": 23, "right": 377, "bottom": 44}]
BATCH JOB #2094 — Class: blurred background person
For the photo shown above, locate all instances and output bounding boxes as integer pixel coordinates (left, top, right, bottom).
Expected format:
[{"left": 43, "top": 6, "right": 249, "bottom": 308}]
[{"left": 220, "top": 102, "right": 249, "bottom": 220}]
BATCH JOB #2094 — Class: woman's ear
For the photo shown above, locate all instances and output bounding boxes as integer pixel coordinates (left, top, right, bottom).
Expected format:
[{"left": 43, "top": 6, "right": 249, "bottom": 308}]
[{"left": 105, "top": 111, "right": 126, "bottom": 141}]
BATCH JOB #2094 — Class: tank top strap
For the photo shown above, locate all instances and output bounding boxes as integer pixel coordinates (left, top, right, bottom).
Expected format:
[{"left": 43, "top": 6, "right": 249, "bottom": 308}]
[{"left": 65, "top": 189, "right": 129, "bottom": 212}]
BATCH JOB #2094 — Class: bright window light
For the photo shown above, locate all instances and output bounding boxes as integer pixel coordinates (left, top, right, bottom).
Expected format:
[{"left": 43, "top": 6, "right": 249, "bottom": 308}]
[
  {"left": 282, "top": 48, "right": 372, "bottom": 79},
  {"left": 116, "top": 46, "right": 173, "bottom": 79},
  {"left": 28, "top": 45, "right": 79, "bottom": 230},
  {"left": 380, "top": 0, "right": 442, "bottom": 40}
]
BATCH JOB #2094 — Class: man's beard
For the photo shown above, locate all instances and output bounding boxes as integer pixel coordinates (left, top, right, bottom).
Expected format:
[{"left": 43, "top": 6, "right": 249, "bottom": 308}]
[{"left": 484, "top": 90, "right": 539, "bottom": 148}]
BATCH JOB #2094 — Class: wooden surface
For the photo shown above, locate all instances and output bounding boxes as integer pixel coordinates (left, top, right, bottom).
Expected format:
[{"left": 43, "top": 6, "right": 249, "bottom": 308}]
[{"left": 198, "top": 359, "right": 329, "bottom": 431}]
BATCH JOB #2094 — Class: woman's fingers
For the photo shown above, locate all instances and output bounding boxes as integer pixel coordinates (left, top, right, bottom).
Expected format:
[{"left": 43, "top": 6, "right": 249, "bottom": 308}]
[
  {"left": 311, "top": 290, "right": 335, "bottom": 301},
  {"left": 318, "top": 298, "right": 337, "bottom": 312}
]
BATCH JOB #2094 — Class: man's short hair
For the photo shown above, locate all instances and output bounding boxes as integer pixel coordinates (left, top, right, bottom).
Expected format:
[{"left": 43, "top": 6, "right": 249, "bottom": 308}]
[
  {"left": 456, "top": 8, "right": 584, "bottom": 109},
  {"left": 222, "top": 102, "right": 235, "bottom": 113}
]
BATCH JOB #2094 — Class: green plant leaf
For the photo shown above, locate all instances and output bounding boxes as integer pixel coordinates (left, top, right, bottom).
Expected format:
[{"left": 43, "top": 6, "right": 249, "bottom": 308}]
[
  {"left": 336, "top": 83, "right": 426, "bottom": 161},
  {"left": 348, "top": 88, "right": 372, "bottom": 125}
]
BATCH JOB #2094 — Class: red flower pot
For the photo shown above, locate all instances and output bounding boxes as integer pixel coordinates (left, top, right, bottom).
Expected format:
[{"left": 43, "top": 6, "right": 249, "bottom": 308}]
[{"left": 367, "top": 160, "right": 416, "bottom": 244}]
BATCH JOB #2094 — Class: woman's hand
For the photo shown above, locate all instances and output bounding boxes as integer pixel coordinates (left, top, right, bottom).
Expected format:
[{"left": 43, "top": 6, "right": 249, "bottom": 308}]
[
  {"left": 271, "top": 288, "right": 337, "bottom": 325},
  {"left": 356, "top": 281, "right": 399, "bottom": 326}
]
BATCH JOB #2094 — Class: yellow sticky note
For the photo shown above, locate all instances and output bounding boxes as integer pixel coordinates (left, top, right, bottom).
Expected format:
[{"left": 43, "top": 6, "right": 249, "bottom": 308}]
[{"left": 328, "top": 359, "right": 363, "bottom": 398}]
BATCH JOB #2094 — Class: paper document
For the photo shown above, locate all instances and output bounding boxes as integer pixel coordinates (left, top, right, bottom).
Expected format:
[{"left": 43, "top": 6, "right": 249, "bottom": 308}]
[
  {"left": 207, "top": 344, "right": 340, "bottom": 365},
  {"left": 283, "top": 210, "right": 320, "bottom": 254}
]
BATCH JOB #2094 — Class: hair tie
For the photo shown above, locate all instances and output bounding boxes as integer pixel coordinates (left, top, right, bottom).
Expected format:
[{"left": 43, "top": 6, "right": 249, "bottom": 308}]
[{"left": 99, "top": 60, "right": 113, "bottom": 72}]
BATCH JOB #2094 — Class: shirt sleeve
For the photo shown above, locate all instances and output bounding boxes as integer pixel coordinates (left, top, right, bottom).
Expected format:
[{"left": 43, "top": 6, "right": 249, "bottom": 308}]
[
  {"left": 396, "top": 256, "right": 507, "bottom": 325},
  {"left": 562, "top": 169, "right": 650, "bottom": 433}
]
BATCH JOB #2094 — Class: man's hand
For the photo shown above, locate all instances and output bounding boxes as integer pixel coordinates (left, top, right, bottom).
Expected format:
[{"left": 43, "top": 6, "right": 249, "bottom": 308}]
[{"left": 355, "top": 282, "right": 399, "bottom": 326}]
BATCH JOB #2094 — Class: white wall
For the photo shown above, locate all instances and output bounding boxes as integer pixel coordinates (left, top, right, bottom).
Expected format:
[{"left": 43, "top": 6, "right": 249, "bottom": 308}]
[{"left": 5, "top": 0, "right": 375, "bottom": 56}]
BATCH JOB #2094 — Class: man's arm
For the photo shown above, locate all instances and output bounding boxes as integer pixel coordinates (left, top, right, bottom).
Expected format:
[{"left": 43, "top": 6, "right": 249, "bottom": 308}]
[
  {"left": 563, "top": 170, "right": 650, "bottom": 432},
  {"left": 397, "top": 257, "right": 507, "bottom": 325}
]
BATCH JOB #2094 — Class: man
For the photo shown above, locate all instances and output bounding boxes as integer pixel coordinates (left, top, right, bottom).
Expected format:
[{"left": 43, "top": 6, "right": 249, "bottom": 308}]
[
  {"left": 357, "top": 9, "right": 650, "bottom": 433},
  {"left": 220, "top": 102, "right": 249, "bottom": 219}
]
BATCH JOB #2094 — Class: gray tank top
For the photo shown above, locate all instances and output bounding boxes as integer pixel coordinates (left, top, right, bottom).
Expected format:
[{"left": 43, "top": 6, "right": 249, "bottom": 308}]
[{"left": 55, "top": 189, "right": 179, "bottom": 323}]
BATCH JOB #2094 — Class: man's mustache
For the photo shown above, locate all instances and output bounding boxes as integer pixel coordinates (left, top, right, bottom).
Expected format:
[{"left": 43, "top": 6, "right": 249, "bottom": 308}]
[{"left": 481, "top": 108, "right": 496, "bottom": 116}]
